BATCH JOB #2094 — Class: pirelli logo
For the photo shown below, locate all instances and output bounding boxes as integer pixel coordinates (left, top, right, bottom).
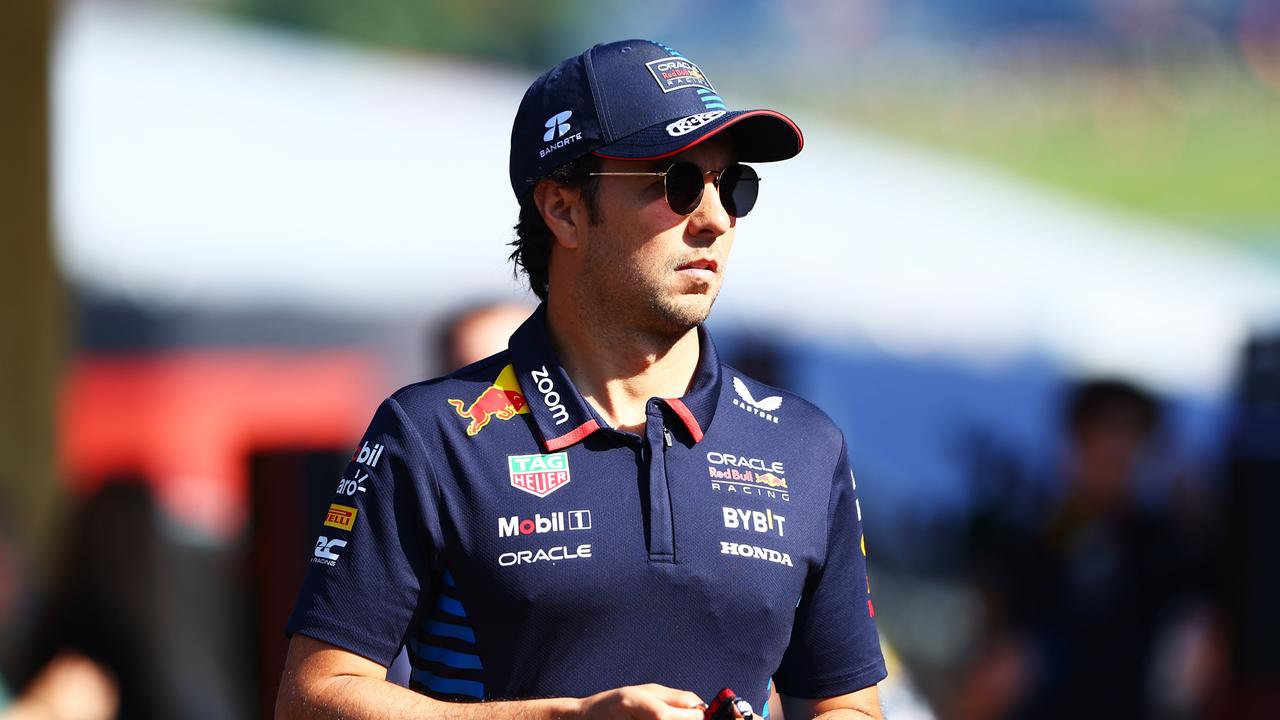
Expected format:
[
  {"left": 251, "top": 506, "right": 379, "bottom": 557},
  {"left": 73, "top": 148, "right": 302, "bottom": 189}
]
[{"left": 323, "top": 504, "right": 358, "bottom": 531}]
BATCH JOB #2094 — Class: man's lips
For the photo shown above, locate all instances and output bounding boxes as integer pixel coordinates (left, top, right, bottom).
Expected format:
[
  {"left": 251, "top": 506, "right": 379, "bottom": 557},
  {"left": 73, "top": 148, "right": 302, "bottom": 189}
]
[{"left": 676, "top": 258, "right": 719, "bottom": 274}]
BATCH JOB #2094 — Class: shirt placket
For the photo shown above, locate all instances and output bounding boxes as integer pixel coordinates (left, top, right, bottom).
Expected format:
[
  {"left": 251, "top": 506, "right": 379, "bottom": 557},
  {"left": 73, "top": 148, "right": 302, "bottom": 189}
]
[{"left": 643, "top": 399, "right": 676, "bottom": 563}]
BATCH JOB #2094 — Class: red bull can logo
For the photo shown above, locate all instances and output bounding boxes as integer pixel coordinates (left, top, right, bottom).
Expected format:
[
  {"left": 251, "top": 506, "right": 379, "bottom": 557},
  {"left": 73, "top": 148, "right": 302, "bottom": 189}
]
[{"left": 448, "top": 364, "right": 530, "bottom": 436}]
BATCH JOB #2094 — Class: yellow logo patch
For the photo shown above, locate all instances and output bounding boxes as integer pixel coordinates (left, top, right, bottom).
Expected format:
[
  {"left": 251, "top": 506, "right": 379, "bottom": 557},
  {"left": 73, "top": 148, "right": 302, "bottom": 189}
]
[{"left": 323, "top": 504, "right": 358, "bottom": 531}]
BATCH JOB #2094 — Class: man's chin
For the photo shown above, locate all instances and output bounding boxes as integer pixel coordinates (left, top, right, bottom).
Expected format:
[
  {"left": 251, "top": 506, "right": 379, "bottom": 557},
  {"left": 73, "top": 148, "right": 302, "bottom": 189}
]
[{"left": 648, "top": 294, "right": 715, "bottom": 332}]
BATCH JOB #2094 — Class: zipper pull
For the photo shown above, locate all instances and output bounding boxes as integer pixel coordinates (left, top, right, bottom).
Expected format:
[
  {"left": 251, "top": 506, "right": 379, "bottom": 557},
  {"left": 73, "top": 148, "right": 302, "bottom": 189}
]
[{"left": 663, "top": 426, "right": 673, "bottom": 447}]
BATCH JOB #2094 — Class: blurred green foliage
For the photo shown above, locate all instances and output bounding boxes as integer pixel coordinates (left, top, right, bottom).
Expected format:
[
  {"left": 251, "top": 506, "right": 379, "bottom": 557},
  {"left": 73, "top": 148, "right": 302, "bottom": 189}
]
[
  {"left": 223, "top": 0, "right": 579, "bottom": 67},
  {"left": 221, "top": 0, "right": 1279, "bottom": 243},
  {"left": 837, "top": 67, "right": 1280, "bottom": 242}
]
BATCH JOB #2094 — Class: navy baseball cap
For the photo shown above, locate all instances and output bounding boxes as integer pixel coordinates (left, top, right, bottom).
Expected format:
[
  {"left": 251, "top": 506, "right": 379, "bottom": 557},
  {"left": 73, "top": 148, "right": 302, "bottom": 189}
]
[{"left": 509, "top": 39, "right": 803, "bottom": 199}]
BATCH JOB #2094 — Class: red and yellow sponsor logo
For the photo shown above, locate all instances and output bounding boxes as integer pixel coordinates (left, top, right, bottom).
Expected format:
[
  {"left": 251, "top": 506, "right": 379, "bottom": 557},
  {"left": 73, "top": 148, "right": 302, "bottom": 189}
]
[
  {"left": 323, "top": 504, "right": 358, "bottom": 531},
  {"left": 754, "top": 472, "right": 788, "bottom": 489},
  {"left": 865, "top": 542, "right": 875, "bottom": 618},
  {"left": 447, "top": 364, "right": 529, "bottom": 436}
]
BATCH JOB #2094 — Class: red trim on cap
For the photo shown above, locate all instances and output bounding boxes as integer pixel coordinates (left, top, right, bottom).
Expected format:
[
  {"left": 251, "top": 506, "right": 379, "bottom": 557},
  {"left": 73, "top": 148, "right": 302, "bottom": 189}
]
[
  {"left": 593, "top": 109, "right": 804, "bottom": 162},
  {"left": 665, "top": 398, "right": 704, "bottom": 443},
  {"left": 544, "top": 419, "right": 601, "bottom": 451}
]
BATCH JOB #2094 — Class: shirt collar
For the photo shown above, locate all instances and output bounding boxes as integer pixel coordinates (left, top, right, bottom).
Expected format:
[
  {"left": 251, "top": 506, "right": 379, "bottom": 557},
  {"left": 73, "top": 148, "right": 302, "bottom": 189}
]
[{"left": 509, "top": 303, "right": 722, "bottom": 451}]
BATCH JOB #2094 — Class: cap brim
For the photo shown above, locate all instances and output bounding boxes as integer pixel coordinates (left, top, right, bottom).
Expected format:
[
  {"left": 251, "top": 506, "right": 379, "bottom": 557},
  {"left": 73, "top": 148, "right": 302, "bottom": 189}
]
[{"left": 593, "top": 109, "right": 803, "bottom": 163}]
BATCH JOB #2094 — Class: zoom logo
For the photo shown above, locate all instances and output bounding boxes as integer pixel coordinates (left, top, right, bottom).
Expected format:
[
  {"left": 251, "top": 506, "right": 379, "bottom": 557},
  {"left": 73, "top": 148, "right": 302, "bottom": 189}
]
[
  {"left": 530, "top": 366, "right": 570, "bottom": 425},
  {"left": 543, "top": 110, "right": 573, "bottom": 142}
]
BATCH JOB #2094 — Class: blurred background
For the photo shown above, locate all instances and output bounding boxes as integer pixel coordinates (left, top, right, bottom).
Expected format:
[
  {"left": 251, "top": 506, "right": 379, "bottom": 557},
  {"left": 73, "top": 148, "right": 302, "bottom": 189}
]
[{"left": 2, "top": 0, "right": 1278, "bottom": 717}]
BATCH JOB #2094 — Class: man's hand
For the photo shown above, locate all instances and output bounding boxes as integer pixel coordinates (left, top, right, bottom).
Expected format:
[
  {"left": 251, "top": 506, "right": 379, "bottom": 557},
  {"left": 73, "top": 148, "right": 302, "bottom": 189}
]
[
  {"left": 3, "top": 653, "right": 119, "bottom": 720},
  {"left": 573, "top": 683, "right": 706, "bottom": 720},
  {"left": 277, "top": 635, "right": 710, "bottom": 720}
]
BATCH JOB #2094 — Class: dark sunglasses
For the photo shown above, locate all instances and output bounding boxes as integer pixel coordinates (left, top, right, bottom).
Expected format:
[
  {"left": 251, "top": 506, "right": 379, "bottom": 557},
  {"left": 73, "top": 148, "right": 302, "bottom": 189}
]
[{"left": 588, "top": 161, "right": 760, "bottom": 218}]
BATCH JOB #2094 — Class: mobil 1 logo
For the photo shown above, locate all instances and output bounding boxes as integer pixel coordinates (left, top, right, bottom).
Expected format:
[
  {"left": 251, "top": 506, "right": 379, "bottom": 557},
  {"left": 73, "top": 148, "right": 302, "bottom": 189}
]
[
  {"left": 352, "top": 441, "right": 385, "bottom": 468},
  {"left": 498, "top": 510, "right": 592, "bottom": 538}
]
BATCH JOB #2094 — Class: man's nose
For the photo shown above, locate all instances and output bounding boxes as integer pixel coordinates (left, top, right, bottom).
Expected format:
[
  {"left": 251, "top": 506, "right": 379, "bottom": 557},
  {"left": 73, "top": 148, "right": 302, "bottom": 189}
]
[{"left": 686, "top": 177, "right": 732, "bottom": 238}]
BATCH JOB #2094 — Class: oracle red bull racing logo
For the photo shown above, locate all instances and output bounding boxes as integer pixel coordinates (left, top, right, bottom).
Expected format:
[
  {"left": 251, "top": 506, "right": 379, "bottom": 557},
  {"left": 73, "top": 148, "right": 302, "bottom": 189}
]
[
  {"left": 447, "top": 364, "right": 530, "bottom": 436},
  {"left": 645, "top": 57, "right": 714, "bottom": 93}
]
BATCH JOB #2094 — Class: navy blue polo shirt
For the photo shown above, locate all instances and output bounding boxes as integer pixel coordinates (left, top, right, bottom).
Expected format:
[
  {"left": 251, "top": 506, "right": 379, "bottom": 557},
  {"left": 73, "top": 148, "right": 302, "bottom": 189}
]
[{"left": 287, "top": 305, "right": 886, "bottom": 710}]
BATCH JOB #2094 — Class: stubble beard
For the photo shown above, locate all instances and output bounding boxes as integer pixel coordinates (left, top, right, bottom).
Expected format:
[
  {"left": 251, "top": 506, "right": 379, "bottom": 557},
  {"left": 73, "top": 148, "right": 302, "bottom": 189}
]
[
  {"left": 579, "top": 234, "right": 719, "bottom": 341},
  {"left": 645, "top": 285, "right": 716, "bottom": 335}
]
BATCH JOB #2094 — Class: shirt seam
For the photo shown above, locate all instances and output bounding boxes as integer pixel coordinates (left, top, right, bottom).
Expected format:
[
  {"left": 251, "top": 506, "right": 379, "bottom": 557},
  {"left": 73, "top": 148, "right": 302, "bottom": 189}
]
[
  {"left": 387, "top": 395, "right": 443, "bottom": 512},
  {"left": 584, "top": 50, "right": 613, "bottom": 140},
  {"left": 386, "top": 395, "right": 448, "bottom": 654},
  {"left": 817, "top": 431, "right": 846, "bottom": 576}
]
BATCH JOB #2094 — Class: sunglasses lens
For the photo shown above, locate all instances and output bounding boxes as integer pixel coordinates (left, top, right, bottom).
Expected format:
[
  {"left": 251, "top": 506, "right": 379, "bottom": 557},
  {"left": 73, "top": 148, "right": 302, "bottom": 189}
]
[
  {"left": 664, "top": 162, "right": 706, "bottom": 215},
  {"left": 721, "top": 163, "right": 759, "bottom": 218}
]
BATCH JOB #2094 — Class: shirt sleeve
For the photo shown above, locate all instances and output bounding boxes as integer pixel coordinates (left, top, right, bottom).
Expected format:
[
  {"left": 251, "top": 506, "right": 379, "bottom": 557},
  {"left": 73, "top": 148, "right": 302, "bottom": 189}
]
[
  {"left": 286, "top": 396, "right": 443, "bottom": 666},
  {"left": 773, "top": 432, "right": 887, "bottom": 698}
]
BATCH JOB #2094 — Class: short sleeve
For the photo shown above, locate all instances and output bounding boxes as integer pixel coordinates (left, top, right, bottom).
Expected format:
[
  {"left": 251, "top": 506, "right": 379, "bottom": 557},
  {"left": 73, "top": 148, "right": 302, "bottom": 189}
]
[
  {"left": 773, "top": 432, "right": 887, "bottom": 698},
  {"left": 286, "top": 396, "right": 443, "bottom": 666}
]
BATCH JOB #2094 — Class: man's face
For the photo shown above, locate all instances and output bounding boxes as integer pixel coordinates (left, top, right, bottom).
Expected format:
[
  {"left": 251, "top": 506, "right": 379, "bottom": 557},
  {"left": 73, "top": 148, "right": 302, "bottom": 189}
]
[{"left": 575, "top": 137, "right": 737, "bottom": 336}]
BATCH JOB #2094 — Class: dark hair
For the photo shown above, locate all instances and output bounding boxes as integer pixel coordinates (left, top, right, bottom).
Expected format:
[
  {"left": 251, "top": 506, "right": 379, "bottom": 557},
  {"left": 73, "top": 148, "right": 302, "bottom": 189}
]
[
  {"left": 509, "top": 154, "right": 602, "bottom": 301},
  {"left": 1064, "top": 378, "right": 1161, "bottom": 439}
]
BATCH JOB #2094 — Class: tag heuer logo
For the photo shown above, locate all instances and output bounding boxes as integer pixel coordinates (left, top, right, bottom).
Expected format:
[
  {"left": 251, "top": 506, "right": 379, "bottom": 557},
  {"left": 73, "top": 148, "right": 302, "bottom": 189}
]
[{"left": 508, "top": 452, "right": 571, "bottom": 498}]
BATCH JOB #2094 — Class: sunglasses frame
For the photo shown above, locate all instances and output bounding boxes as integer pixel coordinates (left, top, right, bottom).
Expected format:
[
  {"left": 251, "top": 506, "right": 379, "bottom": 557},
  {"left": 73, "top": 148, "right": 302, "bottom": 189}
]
[{"left": 588, "top": 161, "right": 760, "bottom": 218}]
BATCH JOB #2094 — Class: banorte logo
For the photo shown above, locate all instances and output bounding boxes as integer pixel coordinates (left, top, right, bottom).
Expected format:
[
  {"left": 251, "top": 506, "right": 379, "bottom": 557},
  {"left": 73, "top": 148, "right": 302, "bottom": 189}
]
[
  {"left": 539, "top": 110, "right": 582, "bottom": 159},
  {"left": 448, "top": 364, "right": 530, "bottom": 436},
  {"left": 543, "top": 110, "right": 573, "bottom": 142}
]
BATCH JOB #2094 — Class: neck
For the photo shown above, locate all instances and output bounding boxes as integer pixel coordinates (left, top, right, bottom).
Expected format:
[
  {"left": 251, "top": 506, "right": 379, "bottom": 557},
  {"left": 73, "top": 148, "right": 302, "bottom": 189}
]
[{"left": 545, "top": 294, "right": 700, "bottom": 433}]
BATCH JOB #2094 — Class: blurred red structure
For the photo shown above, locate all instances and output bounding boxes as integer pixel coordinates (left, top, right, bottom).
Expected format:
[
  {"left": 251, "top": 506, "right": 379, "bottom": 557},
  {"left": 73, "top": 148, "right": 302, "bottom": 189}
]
[{"left": 58, "top": 350, "right": 383, "bottom": 538}]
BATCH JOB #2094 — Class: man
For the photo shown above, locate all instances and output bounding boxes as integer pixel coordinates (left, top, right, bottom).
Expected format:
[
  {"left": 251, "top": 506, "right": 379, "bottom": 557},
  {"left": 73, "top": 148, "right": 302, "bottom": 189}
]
[
  {"left": 434, "top": 301, "right": 536, "bottom": 376},
  {"left": 956, "top": 379, "right": 1199, "bottom": 720},
  {"left": 277, "top": 40, "right": 886, "bottom": 720}
]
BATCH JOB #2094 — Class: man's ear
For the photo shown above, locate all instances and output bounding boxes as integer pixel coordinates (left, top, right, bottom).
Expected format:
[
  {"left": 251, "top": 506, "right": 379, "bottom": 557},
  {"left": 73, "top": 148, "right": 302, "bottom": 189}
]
[{"left": 533, "top": 180, "right": 583, "bottom": 250}]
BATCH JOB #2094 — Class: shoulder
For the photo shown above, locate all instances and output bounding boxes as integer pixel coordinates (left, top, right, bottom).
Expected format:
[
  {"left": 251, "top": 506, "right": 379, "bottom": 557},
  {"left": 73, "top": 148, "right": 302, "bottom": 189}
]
[
  {"left": 719, "top": 363, "right": 845, "bottom": 456},
  {"left": 385, "top": 350, "right": 517, "bottom": 421}
]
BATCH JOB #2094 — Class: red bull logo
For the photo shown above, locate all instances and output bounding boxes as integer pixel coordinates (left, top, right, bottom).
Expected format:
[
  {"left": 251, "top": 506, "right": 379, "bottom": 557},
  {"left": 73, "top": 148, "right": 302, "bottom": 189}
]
[
  {"left": 755, "top": 472, "right": 788, "bottom": 489},
  {"left": 448, "top": 364, "right": 529, "bottom": 436}
]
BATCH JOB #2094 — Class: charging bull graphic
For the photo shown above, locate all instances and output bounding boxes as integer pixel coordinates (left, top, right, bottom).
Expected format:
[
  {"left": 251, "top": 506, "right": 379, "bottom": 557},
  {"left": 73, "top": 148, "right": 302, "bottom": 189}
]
[{"left": 448, "top": 364, "right": 530, "bottom": 436}]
